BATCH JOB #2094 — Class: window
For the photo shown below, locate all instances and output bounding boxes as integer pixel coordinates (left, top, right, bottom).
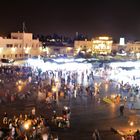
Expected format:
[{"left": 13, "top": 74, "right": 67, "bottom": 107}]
[
  {"left": 6, "top": 44, "right": 13, "bottom": 48},
  {"left": 14, "top": 44, "right": 18, "bottom": 48}
]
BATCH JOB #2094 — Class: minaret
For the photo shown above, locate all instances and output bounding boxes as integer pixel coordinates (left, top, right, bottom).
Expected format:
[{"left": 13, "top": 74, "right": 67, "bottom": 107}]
[{"left": 119, "top": 38, "right": 125, "bottom": 46}]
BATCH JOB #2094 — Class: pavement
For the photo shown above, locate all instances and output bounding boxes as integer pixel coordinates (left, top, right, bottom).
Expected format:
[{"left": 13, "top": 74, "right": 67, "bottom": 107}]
[{"left": 0, "top": 76, "right": 140, "bottom": 139}]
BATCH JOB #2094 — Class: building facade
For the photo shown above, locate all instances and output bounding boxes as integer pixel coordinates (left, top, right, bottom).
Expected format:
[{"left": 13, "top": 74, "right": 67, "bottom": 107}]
[
  {"left": 43, "top": 46, "right": 74, "bottom": 57},
  {"left": 74, "top": 40, "right": 92, "bottom": 55},
  {"left": 126, "top": 42, "right": 140, "bottom": 53},
  {"left": 0, "top": 32, "right": 42, "bottom": 59},
  {"left": 92, "top": 37, "right": 113, "bottom": 54},
  {"left": 74, "top": 37, "right": 113, "bottom": 55}
]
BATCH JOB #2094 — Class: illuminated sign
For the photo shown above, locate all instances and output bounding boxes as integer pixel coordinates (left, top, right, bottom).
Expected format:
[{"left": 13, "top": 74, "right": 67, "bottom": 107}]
[{"left": 99, "top": 37, "right": 109, "bottom": 40}]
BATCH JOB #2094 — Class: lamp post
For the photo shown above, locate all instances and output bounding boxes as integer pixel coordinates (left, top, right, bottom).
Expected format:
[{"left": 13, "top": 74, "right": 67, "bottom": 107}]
[
  {"left": 128, "top": 121, "right": 135, "bottom": 137},
  {"left": 23, "top": 120, "right": 31, "bottom": 139},
  {"left": 129, "top": 121, "right": 134, "bottom": 127}
]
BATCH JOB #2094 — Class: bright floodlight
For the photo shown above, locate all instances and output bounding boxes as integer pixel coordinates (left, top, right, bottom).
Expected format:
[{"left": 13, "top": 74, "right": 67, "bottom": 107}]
[
  {"left": 23, "top": 120, "right": 31, "bottom": 130},
  {"left": 108, "top": 61, "right": 140, "bottom": 87},
  {"left": 129, "top": 121, "right": 134, "bottom": 127},
  {"left": 27, "top": 58, "right": 92, "bottom": 72},
  {"left": 24, "top": 122, "right": 30, "bottom": 130}
]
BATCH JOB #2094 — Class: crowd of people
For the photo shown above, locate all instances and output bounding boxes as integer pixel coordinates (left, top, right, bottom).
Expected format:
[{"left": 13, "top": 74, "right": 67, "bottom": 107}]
[
  {"left": 0, "top": 65, "right": 97, "bottom": 104},
  {"left": 0, "top": 62, "right": 139, "bottom": 140},
  {"left": 0, "top": 64, "right": 98, "bottom": 139},
  {"left": 0, "top": 111, "right": 60, "bottom": 140}
]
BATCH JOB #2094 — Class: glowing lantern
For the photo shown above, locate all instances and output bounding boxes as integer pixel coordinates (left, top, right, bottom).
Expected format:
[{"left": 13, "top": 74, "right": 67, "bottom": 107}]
[
  {"left": 48, "top": 92, "right": 52, "bottom": 97},
  {"left": 60, "top": 92, "right": 64, "bottom": 97}
]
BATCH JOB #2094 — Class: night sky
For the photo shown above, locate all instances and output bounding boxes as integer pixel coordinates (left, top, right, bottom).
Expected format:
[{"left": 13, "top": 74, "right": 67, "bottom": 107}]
[{"left": 0, "top": 0, "right": 140, "bottom": 40}]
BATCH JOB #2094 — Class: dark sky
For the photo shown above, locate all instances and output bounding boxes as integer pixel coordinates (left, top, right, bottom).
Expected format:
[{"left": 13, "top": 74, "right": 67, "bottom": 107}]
[{"left": 0, "top": 0, "right": 140, "bottom": 40}]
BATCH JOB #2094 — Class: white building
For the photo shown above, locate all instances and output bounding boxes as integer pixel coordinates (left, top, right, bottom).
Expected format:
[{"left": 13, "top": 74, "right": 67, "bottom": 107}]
[{"left": 0, "top": 32, "right": 43, "bottom": 59}]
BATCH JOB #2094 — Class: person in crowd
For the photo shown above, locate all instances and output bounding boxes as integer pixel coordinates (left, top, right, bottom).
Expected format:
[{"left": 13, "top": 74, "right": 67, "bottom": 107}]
[
  {"left": 3, "top": 112, "right": 8, "bottom": 125},
  {"left": 134, "top": 129, "right": 140, "bottom": 140},
  {"left": 92, "top": 129, "right": 100, "bottom": 140},
  {"left": 120, "top": 104, "right": 125, "bottom": 116}
]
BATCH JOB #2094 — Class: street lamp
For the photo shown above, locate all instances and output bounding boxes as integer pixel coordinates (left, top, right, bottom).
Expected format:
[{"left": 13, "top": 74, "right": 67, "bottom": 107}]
[
  {"left": 23, "top": 120, "right": 32, "bottom": 139},
  {"left": 23, "top": 120, "right": 32, "bottom": 130},
  {"left": 129, "top": 121, "right": 134, "bottom": 127},
  {"left": 127, "top": 121, "right": 135, "bottom": 136},
  {"left": 24, "top": 122, "right": 30, "bottom": 130}
]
